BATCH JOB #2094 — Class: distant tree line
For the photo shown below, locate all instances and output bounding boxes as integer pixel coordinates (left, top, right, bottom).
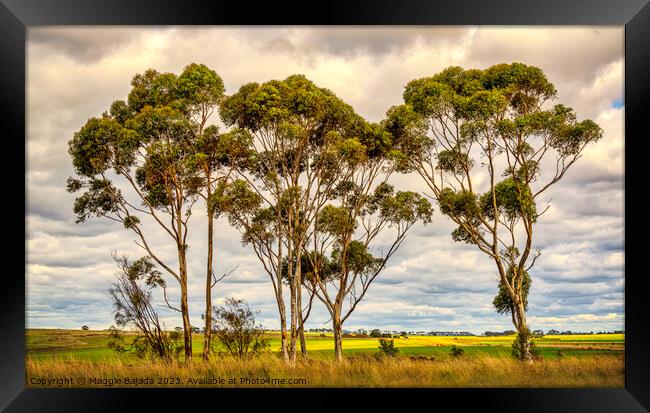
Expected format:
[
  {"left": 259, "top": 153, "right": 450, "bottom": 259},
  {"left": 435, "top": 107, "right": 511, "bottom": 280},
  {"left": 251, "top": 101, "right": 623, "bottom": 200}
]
[{"left": 483, "top": 329, "right": 624, "bottom": 337}]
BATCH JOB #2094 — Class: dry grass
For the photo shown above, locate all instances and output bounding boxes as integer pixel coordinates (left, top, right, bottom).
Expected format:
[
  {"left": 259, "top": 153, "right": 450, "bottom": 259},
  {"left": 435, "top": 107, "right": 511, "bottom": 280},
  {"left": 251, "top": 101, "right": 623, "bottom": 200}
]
[{"left": 26, "top": 353, "right": 624, "bottom": 388}]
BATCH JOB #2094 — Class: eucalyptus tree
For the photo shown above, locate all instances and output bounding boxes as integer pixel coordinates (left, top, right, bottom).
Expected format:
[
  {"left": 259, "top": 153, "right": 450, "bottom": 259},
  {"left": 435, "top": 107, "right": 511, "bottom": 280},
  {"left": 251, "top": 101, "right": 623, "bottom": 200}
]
[
  {"left": 306, "top": 175, "right": 432, "bottom": 361},
  {"left": 384, "top": 63, "right": 603, "bottom": 361},
  {"left": 211, "top": 178, "right": 291, "bottom": 360},
  {"left": 174, "top": 64, "right": 226, "bottom": 361},
  {"left": 215, "top": 74, "right": 372, "bottom": 362},
  {"left": 188, "top": 124, "right": 251, "bottom": 361},
  {"left": 67, "top": 63, "right": 226, "bottom": 362}
]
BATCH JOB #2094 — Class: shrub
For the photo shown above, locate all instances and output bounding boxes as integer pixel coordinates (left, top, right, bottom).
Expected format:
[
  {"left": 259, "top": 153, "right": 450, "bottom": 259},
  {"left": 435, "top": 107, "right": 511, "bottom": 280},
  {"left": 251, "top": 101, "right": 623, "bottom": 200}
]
[
  {"left": 378, "top": 338, "right": 399, "bottom": 357},
  {"left": 211, "top": 297, "right": 269, "bottom": 359},
  {"left": 450, "top": 345, "right": 464, "bottom": 357},
  {"left": 81, "top": 325, "right": 89, "bottom": 331},
  {"left": 511, "top": 332, "right": 542, "bottom": 360},
  {"left": 107, "top": 255, "right": 182, "bottom": 362}
]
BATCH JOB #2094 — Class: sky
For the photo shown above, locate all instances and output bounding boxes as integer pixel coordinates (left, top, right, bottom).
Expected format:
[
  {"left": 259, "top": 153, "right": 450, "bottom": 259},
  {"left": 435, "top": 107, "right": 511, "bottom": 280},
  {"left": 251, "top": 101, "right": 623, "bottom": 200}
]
[{"left": 26, "top": 26, "right": 624, "bottom": 334}]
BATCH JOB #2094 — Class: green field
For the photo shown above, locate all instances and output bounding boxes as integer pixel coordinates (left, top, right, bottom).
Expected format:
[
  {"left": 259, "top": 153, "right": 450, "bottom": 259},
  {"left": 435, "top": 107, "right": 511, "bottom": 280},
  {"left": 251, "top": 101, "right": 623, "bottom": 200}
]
[
  {"left": 25, "top": 329, "right": 624, "bottom": 388},
  {"left": 26, "top": 329, "right": 624, "bottom": 362}
]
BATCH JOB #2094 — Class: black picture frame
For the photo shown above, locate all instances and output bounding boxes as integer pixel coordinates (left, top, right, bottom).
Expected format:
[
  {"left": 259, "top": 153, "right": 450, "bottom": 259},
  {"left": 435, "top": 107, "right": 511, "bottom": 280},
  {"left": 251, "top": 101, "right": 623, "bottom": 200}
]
[{"left": 2, "top": 0, "right": 648, "bottom": 411}]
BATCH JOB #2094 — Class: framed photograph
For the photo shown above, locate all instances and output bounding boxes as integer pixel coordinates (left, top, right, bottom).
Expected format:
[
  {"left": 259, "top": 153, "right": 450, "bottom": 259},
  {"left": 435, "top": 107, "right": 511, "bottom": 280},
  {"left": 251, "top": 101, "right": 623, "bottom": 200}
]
[{"left": 3, "top": 0, "right": 649, "bottom": 411}]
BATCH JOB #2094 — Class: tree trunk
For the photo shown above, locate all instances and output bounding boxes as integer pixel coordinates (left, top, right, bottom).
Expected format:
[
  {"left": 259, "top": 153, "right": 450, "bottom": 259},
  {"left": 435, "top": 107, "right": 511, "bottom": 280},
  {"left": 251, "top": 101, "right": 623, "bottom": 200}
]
[
  {"left": 333, "top": 310, "right": 343, "bottom": 362},
  {"left": 289, "top": 282, "right": 297, "bottom": 363},
  {"left": 333, "top": 239, "right": 348, "bottom": 363},
  {"left": 296, "top": 259, "right": 307, "bottom": 358},
  {"left": 286, "top": 226, "right": 297, "bottom": 364},
  {"left": 298, "top": 314, "right": 307, "bottom": 358},
  {"left": 179, "top": 252, "right": 192, "bottom": 363},
  {"left": 203, "top": 204, "right": 214, "bottom": 362},
  {"left": 515, "top": 300, "right": 533, "bottom": 363},
  {"left": 519, "top": 332, "right": 532, "bottom": 362},
  {"left": 279, "top": 302, "right": 289, "bottom": 362},
  {"left": 494, "top": 256, "right": 533, "bottom": 363}
]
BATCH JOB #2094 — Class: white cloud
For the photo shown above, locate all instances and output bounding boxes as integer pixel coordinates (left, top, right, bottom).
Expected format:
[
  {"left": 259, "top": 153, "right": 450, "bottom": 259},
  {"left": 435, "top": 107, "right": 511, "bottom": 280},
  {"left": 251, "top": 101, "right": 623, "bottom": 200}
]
[{"left": 26, "top": 26, "right": 624, "bottom": 334}]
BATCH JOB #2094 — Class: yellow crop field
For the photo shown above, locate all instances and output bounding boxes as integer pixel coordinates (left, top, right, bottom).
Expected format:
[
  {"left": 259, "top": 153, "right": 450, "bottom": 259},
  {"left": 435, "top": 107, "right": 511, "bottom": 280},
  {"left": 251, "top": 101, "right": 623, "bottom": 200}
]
[{"left": 25, "top": 329, "right": 624, "bottom": 388}]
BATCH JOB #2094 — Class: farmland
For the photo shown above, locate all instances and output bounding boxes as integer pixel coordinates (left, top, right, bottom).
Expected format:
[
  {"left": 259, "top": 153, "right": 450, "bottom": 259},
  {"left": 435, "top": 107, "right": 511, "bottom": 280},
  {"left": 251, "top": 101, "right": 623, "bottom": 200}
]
[{"left": 25, "top": 329, "right": 624, "bottom": 387}]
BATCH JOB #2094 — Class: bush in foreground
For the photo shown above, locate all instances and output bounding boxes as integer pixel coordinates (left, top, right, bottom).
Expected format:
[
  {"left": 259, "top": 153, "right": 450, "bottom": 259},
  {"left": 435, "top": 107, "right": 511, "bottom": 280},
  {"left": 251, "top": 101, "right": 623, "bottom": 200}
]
[
  {"left": 211, "top": 297, "right": 269, "bottom": 359},
  {"left": 450, "top": 345, "right": 464, "bottom": 357},
  {"left": 378, "top": 339, "right": 399, "bottom": 357}
]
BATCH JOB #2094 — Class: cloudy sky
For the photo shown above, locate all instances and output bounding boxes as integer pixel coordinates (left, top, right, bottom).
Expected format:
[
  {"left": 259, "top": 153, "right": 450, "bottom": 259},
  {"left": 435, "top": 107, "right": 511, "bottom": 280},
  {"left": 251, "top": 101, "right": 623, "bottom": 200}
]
[{"left": 26, "top": 26, "right": 624, "bottom": 334}]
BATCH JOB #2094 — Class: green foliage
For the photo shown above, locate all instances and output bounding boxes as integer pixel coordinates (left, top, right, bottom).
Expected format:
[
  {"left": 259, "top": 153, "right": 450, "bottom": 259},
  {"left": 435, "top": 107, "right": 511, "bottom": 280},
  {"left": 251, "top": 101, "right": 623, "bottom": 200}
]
[
  {"left": 210, "top": 179, "right": 263, "bottom": 221},
  {"left": 482, "top": 62, "right": 557, "bottom": 113},
  {"left": 211, "top": 298, "right": 269, "bottom": 359},
  {"left": 68, "top": 117, "right": 129, "bottom": 176},
  {"left": 319, "top": 184, "right": 432, "bottom": 241},
  {"left": 123, "top": 215, "right": 141, "bottom": 229},
  {"left": 121, "top": 255, "right": 166, "bottom": 288},
  {"left": 281, "top": 251, "right": 338, "bottom": 284},
  {"left": 221, "top": 74, "right": 356, "bottom": 137},
  {"left": 378, "top": 339, "right": 399, "bottom": 357},
  {"left": 210, "top": 179, "right": 276, "bottom": 248},
  {"left": 337, "top": 137, "right": 368, "bottom": 166},
  {"left": 546, "top": 106, "right": 603, "bottom": 157},
  {"left": 379, "top": 190, "right": 433, "bottom": 225},
  {"left": 493, "top": 266, "right": 531, "bottom": 315},
  {"left": 330, "top": 240, "right": 382, "bottom": 276},
  {"left": 317, "top": 204, "right": 357, "bottom": 238},
  {"left": 438, "top": 188, "right": 479, "bottom": 219},
  {"left": 450, "top": 345, "right": 465, "bottom": 357},
  {"left": 126, "top": 69, "right": 189, "bottom": 113},
  {"left": 511, "top": 331, "right": 541, "bottom": 361},
  {"left": 109, "top": 100, "right": 134, "bottom": 124},
  {"left": 436, "top": 149, "right": 473, "bottom": 174},
  {"left": 480, "top": 178, "right": 537, "bottom": 222},
  {"left": 107, "top": 255, "right": 181, "bottom": 362},
  {"left": 70, "top": 178, "right": 121, "bottom": 223},
  {"left": 210, "top": 128, "right": 253, "bottom": 166},
  {"left": 175, "top": 63, "right": 225, "bottom": 110},
  {"left": 219, "top": 74, "right": 383, "bottom": 173},
  {"left": 402, "top": 75, "right": 453, "bottom": 117},
  {"left": 382, "top": 104, "right": 431, "bottom": 172},
  {"left": 126, "top": 105, "right": 194, "bottom": 144},
  {"left": 389, "top": 62, "right": 602, "bottom": 180}
]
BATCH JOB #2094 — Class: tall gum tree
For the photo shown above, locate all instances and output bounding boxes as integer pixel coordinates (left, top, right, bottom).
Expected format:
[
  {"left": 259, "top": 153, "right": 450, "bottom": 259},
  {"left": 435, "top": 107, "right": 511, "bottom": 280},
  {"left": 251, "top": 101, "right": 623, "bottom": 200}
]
[
  {"left": 176, "top": 63, "right": 251, "bottom": 361},
  {"left": 384, "top": 63, "right": 603, "bottom": 362},
  {"left": 187, "top": 124, "right": 250, "bottom": 361},
  {"left": 67, "top": 63, "right": 228, "bottom": 362},
  {"left": 308, "top": 180, "right": 432, "bottom": 361},
  {"left": 216, "top": 74, "right": 372, "bottom": 363}
]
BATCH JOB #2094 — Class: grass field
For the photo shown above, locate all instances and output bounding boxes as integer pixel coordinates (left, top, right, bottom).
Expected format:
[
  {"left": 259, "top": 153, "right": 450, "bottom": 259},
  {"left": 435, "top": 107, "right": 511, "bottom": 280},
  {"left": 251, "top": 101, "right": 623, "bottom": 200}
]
[{"left": 25, "top": 329, "right": 624, "bottom": 387}]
